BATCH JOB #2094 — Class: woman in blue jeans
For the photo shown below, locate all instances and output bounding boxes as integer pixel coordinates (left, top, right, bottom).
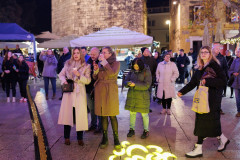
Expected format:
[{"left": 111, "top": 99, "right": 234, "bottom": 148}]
[
  {"left": 123, "top": 58, "right": 152, "bottom": 139},
  {"left": 40, "top": 50, "right": 58, "bottom": 100}
]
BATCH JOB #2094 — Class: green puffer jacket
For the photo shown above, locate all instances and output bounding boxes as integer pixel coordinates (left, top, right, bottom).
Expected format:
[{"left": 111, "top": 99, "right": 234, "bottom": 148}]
[{"left": 124, "top": 67, "right": 152, "bottom": 113}]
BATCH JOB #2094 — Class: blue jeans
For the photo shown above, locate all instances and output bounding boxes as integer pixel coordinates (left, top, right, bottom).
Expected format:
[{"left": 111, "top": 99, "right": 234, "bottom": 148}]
[
  {"left": 130, "top": 111, "right": 149, "bottom": 131},
  {"left": 43, "top": 77, "right": 56, "bottom": 95},
  {"left": 87, "top": 93, "right": 102, "bottom": 128},
  {"left": 235, "top": 89, "right": 240, "bottom": 112}
]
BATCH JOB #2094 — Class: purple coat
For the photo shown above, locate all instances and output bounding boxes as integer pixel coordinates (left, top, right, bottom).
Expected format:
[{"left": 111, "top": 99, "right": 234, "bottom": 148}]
[{"left": 40, "top": 54, "right": 58, "bottom": 78}]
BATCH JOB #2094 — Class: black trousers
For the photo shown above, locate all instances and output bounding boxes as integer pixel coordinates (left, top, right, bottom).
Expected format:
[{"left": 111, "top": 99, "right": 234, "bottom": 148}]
[
  {"left": 5, "top": 78, "right": 17, "bottom": 97},
  {"left": 64, "top": 108, "right": 83, "bottom": 140},
  {"left": 161, "top": 91, "right": 172, "bottom": 109},
  {"left": 178, "top": 70, "right": 186, "bottom": 84},
  {"left": 19, "top": 79, "right": 28, "bottom": 98}
]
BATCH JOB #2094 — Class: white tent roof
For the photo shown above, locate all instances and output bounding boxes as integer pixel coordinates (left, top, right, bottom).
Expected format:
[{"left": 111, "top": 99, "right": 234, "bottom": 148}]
[
  {"left": 38, "top": 35, "right": 79, "bottom": 48},
  {"left": 35, "top": 31, "right": 61, "bottom": 39},
  {"left": 70, "top": 26, "right": 153, "bottom": 47}
]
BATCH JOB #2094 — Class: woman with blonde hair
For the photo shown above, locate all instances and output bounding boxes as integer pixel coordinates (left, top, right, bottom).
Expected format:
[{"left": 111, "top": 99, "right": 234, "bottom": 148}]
[
  {"left": 58, "top": 47, "right": 91, "bottom": 146},
  {"left": 178, "top": 46, "right": 229, "bottom": 158}
]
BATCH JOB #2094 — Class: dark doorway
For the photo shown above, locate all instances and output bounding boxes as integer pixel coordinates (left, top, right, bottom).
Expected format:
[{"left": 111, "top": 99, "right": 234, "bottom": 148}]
[{"left": 193, "top": 41, "right": 202, "bottom": 53}]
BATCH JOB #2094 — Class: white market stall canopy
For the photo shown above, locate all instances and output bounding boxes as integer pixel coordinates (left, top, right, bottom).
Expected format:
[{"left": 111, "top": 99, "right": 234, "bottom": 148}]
[
  {"left": 35, "top": 31, "right": 61, "bottom": 39},
  {"left": 38, "top": 35, "right": 79, "bottom": 48},
  {"left": 70, "top": 26, "right": 153, "bottom": 47}
]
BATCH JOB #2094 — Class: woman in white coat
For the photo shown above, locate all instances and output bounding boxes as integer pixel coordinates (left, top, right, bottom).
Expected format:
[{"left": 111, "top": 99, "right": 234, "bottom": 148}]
[
  {"left": 156, "top": 53, "right": 179, "bottom": 115},
  {"left": 58, "top": 47, "right": 91, "bottom": 146}
]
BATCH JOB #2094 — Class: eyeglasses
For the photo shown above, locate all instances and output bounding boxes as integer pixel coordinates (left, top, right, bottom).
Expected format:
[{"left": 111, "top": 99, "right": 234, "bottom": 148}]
[{"left": 200, "top": 51, "right": 209, "bottom": 54}]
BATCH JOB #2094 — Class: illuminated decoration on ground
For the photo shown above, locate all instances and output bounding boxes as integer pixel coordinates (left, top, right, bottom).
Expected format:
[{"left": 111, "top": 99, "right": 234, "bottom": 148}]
[
  {"left": 220, "top": 37, "right": 240, "bottom": 45},
  {"left": 108, "top": 141, "right": 177, "bottom": 160}
]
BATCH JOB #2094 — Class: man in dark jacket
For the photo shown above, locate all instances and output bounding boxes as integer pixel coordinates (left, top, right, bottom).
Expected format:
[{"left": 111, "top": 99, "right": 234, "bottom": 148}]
[
  {"left": 57, "top": 47, "right": 71, "bottom": 100},
  {"left": 1, "top": 45, "right": 9, "bottom": 57},
  {"left": 13, "top": 44, "right": 23, "bottom": 54},
  {"left": 213, "top": 44, "right": 228, "bottom": 114},
  {"left": 176, "top": 49, "right": 190, "bottom": 86},
  {"left": 86, "top": 47, "right": 102, "bottom": 134}
]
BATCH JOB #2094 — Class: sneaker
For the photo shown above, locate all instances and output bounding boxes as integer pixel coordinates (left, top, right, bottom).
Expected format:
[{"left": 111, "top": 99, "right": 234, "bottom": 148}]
[
  {"left": 236, "top": 112, "right": 240, "bottom": 117},
  {"left": 161, "top": 109, "right": 166, "bottom": 114},
  {"left": 222, "top": 94, "right": 226, "bottom": 97},
  {"left": 7, "top": 97, "right": 10, "bottom": 103},
  {"left": 127, "top": 128, "right": 135, "bottom": 137},
  {"left": 12, "top": 97, "right": 16, "bottom": 103},
  {"left": 141, "top": 130, "right": 149, "bottom": 139},
  {"left": 167, "top": 109, "right": 171, "bottom": 115},
  {"left": 175, "top": 84, "right": 178, "bottom": 87},
  {"left": 185, "top": 144, "right": 203, "bottom": 158},
  {"left": 218, "top": 134, "right": 230, "bottom": 152},
  {"left": 23, "top": 98, "right": 27, "bottom": 102},
  {"left": 230, "top": 95, "right": 234, "bottom": 98},
  {"left": 20, "top": 97, "right": 24, "bottom": 102},
  {"left": 181, "top": 84, "right": 184, "bottom": 87}
]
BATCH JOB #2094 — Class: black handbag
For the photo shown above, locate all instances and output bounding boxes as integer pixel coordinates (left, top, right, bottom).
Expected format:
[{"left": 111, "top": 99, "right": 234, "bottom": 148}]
[
  {"left": 228, "top": 74, "right": 235, "bottom": 87},
  {"left": 62, "top": 79, "right": 74, "bottom": 92}
]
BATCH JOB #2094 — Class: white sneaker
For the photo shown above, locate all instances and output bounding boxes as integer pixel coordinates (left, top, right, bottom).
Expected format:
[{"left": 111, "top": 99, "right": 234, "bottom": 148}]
[
  {"left": 23, "top": 98, "right": 27, "bottom": 102},
  {"left": 185, "top": 144, "right": 203, "bottom": 158},
  {"left": 175, "top": 84, "right": 178, "bottom": 87},
  {"left": 7, "top": 97, "right": 10, "bottom": 103},
  {"left": 181, "top": 84, "right": 184, "bottom": 87},
  {"left": 20, "top": 97, "right": 24, "bottom": 102},
  {"left": 161, "top": 109, "right": 166, "bottom": 114},
  {"left": 218, "top": 134, "right": 230, "bottom": 152},
  {"left": 167, "top": 109, "right": 171, "bottom": 115},
  {"left": 12, "top": 97, "right": 16, "bottom": 103}
]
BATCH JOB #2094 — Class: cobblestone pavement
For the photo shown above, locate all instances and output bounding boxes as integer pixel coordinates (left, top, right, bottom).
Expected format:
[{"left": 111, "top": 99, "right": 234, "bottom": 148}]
[{"left": 0, "top": 78, "right": 239, "bottom": 160}]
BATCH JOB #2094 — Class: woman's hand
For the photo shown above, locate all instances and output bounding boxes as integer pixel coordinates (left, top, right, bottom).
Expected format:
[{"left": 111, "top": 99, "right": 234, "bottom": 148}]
[
  {"left": 233, "top": 72, "right": 239, "bottom": 76},
  {"left": 200, "top": 79, "right": 206, "bottom": 86},
  {"left": 98, "top": 54, "right": 105, "bottom": 61},
  {"left": 4, "top": 70, "right": 10, "bottom": 74},
  {"left": 72, "top": 69, "right": 80, "bottom": 77},
  {"left": 177, "top": 92, "right": 182, "bottom": 97}
]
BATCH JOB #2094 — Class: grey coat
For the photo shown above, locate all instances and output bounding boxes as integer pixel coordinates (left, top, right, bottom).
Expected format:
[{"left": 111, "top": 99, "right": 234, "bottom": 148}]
[
  {"left": 40, "top": 54, "right": 58, "bottom": 78},
  {"left": 229, "top": 58, "right": 240, "bottom": 89}
]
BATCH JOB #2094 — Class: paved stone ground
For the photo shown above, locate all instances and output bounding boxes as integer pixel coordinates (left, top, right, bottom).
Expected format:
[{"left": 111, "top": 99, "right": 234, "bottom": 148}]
[{"left": 0, "top": 78, "right": 240, "bottom": 160}]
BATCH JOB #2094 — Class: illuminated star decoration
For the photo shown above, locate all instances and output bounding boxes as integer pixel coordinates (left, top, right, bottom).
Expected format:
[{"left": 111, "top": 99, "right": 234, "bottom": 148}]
[{"left": 109, "top": 141, "right": 177, "bottom": 160}]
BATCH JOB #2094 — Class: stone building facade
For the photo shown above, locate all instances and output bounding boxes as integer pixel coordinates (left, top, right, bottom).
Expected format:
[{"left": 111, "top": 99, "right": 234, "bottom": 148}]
[
  {"left": 169, "top": 0, "right": 239, "bottom": 53},
  {"left": 52, "top": 0, "right": 147, "bottom": 37}
]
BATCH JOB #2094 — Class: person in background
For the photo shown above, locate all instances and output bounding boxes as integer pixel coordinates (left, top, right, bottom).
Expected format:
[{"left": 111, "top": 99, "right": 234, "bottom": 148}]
[
  {"left": 178, "top": 46, "right": 229, "bottom": 158},
  {"left": 17, "top": 55, "right": 29, "bottom": 102},
  {"left": 0, "top": 54, "right": 4, "bottom": 91},
  {"left": 228, "top": 49, "right": 240, "bottom": 117},
  {"left": 176, "top": 49, "right": 190, "bottom": 87},
  {"left": 1, "top": 45, "right": 9, "bottom": 57},
  {"left": 224, "top": 50, "right": 234, "bottom": 98},
  {"left": 86, "top": 47, "right": 102, "bottom": 134},
  {"left": 156, "top": 53, "right": 179, "bottom": 115},
  {"left": 168, "top": 50, "right": 176, "bottom": 62},
  {"left": 124, "top": 58, "right": 152, "bottom": 139},
  {"left": 187, "top": 51, "right": 193, "bottom": 82},
  {"left": 57, "top": 47, "right": 71, "bottom": 100},
  {"left": 212, "top": 44, "right": 228, "bottom": 115},
  {"left": 154, "top": 51, "right": 162, "bottom": 64},
  {"left": 58, "top": 47, "right": 91, "bottom": 146},
  {"left": 93, "top": 46, "right": 121, "bottom": 149},
  {"left": 124, "top": 51, "right": 134, "bottom": 69},
  {"left": 37, "top": 52, "right": 44, "bottom": 78},
  {"left": 2, "top": 51, "right": 18, "bottom": 102},
  {"left": 39, "top": 49, "right": 58, "bottom": 100},
  {"left": 81, "top": 47, "right": 90, "bottom": 62},
  {"left": 54, "top": 49, "right": 60, "bottom": 60},
  {"left": 13, "top": 44, "right": 23, "bottom": 54}
]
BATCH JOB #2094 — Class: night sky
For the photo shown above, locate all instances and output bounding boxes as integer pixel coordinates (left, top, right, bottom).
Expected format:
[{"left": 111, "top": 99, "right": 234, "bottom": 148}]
[{"left": 0, "top": 0, "right": 168, "bottom": 35}]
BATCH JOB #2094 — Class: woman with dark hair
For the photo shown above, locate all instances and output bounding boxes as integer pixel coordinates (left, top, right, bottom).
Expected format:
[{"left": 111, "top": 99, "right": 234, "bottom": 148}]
[
  {"left": 156, "top": 53, "right": 179, "bottom": 115},
  {"left": 17, "top": 55, "right": 29, "bottom": 102},
  {"left": 58, "top": 47, "right": 91, "bottom": 146},
  {"left": 93, "top": 46, "right": 121, "bottom": 149},
  {"left": 2, "top": 51, "right": 18, "bottom": 102},
  {"left": 123, "top": 58, "right": 152, "bottom": 139},
  {"left": 39, "top": 49, "right": 58, "bottom": 100},
  {"left": 178, "top": 46, "right": 229, "bottom": 158}
]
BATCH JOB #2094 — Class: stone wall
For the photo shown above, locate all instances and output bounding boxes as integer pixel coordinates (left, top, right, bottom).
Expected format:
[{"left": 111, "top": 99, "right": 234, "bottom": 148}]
[{"left": 52, "top": 0, "right": 145, "bottom": 37}]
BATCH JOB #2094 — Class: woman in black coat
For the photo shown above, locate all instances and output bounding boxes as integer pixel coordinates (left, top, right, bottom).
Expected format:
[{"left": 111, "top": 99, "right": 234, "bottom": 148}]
[
  {"left": 17, "top": 55, "right": 29, "bottom": 102},
  {"left": 2, "top": 51, "right": 18, "bottom": 102},
  {"left": 224, "top": 50, "right": 234, "bottom": 98},
  {"left": 178, "top": 46, "right": 229, "bottom": 158}
]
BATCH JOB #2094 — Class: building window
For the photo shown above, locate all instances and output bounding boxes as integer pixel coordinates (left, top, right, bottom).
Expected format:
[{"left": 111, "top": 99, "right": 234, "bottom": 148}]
[
  {"left": 93, "top": 28, "right": 101, "bottom": 32},
  {"left": 189, "top": 6, "right": 203, "bottom": 23}
]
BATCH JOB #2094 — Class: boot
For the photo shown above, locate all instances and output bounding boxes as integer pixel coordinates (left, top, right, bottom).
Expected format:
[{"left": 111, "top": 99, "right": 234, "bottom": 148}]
[
  {"left": 52, "top": 93, "right": 56, "bottom": 99},
  {"left": 185, "top": 144, "right": 203, "bottom": 158},
  {"left": 64, "top": 139, "right": 70, "bottom": 145},
  {"left": 113, "top": 132, "right": 121, "bottom": 150},
  {"left": 218, "top": 134, "right": 230, "bottom": 152},
  {"left": 12, "top": 97, "right": 16, "bottom": 103},
  {"left": 127, "top": 128, "right": 135, "bottom": 137},
  {"left": 7, "top": 97, "right": 10, "bottom": 103},
  {"left": 99, "top": 131, "right": 108, "bottom": 149}
]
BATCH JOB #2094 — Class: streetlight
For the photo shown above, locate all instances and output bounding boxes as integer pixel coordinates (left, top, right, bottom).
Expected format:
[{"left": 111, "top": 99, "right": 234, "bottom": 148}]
[
  {"left": 173, "top": 1, "right": 177, "bottom": 5},
  {"left": 166, "top": 20, "right": 170, "bottom": 25}
]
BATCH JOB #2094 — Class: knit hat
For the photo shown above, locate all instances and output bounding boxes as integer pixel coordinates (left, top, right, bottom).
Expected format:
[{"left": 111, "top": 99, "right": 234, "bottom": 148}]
[{"left": 141, "top": 47, "right": 147, "bottom": 54}]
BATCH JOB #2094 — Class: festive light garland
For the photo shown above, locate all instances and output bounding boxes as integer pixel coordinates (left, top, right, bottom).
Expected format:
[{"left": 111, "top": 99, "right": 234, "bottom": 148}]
[{"left": 220, "top": 37, "right": 240, "bottom": 45}]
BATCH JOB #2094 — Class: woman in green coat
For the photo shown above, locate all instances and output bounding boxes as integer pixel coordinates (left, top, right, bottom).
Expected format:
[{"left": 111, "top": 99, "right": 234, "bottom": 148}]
[{"left": 124, "top": 58, "right": 152, "bottom": 139}]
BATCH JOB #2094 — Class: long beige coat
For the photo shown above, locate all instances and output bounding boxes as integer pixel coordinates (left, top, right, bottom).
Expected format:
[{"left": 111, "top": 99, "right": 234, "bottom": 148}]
[
  {"left": 93, "top": 56, "right": 120, "bottom": 116},
  {"left": 58, "top": 63, "right": 91, "bottom": 131},
  {"left": 156, "top": 61, "right": 179, "bottom": 99}
]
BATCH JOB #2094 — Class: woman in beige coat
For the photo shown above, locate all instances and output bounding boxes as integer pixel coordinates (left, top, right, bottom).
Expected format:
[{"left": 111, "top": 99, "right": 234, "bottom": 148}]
[
  {"left": 156, "top": 53, "right": 179, "bottom": 115},
  {"left": 93, "top": 46, "right": 120, "bottom": 149},
  {"left": 58, "top": 47, "right": 91, "bottom": 146}
]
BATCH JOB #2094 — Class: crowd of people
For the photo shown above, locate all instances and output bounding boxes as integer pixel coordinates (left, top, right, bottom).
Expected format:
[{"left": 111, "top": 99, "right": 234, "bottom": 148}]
[{"left": 1, "top": 43, "right": 239, "bottom": 158}]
